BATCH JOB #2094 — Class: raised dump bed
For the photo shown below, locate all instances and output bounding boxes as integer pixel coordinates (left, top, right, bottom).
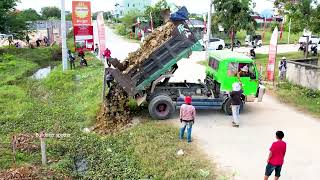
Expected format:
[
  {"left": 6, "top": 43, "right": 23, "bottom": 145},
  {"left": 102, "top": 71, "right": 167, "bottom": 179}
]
[{"left": 107, "top": 22, "right": 202, "bottom": 97}]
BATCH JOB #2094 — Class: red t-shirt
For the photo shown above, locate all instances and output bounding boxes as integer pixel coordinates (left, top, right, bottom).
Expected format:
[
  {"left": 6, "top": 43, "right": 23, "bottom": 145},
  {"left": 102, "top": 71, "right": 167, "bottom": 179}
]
[{"left": 268, "top": 140, "right": 286, "bottom": 166}]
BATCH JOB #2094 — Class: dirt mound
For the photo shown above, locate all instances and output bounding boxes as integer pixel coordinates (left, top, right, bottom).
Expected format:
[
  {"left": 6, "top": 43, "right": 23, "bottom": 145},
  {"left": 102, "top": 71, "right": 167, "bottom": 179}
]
[
  {"left": 94, "top": 84, "right": 132, "bottom": 135},
  {"left": 0, "top": 166, "right": 70, "bottom": 180},
  {"left": 14, "top": 133, "right": 39, "bottom": 153},
  {"left": 124, "top": 21, "right": 175, "bottom": 72}
]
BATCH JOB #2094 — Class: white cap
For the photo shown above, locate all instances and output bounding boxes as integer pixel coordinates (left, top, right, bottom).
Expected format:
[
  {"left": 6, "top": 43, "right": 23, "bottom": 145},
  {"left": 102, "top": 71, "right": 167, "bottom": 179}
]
[
  {"left": 232, "top": 82, "right": 241, "bottom": 91},
  {"left": 241, "top": 65, "right": 248, "bottom": 72},
  {"left": 282, "top": 57, "right": 286, "bottom": 60}
]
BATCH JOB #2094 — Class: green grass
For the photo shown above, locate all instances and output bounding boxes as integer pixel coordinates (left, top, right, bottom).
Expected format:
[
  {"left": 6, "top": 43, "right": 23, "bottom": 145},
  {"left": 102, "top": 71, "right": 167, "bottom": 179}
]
[
  {"left": 276, "top": 82, "right": 320, "bottom": 117},
  {"left": 0, "top": 48, "right": 216, "bottom": 178}
]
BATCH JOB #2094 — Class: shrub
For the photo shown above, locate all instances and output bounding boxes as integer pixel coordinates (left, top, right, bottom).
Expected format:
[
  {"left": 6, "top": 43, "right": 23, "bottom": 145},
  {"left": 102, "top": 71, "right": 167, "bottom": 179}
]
[{"left": 115, "top": 24, "right": 127, "bottom": 36}]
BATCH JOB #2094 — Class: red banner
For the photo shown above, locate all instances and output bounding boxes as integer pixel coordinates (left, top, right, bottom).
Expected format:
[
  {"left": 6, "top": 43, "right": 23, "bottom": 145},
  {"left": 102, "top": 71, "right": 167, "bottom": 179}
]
[
  {"left": 73, "top": 26, "right": 94, "bottom": 51},
  {"left": 267, "top": 26, "right": 279, "bottom": 81},
  {"left": 72, "top": 1, "right": 92, "bottom": 26},
  {"left": 97, "top": 12, "right": 106, "bottom": 56}
]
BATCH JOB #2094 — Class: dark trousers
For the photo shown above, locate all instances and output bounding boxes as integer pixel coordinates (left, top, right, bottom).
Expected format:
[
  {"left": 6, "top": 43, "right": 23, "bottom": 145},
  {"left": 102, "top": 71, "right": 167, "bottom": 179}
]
[{"left": 70, "top": 61, "right": 75, "bottom": 69}]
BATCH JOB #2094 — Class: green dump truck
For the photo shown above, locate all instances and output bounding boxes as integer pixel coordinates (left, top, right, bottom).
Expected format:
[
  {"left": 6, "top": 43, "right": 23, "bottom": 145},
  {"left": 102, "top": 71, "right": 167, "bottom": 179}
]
[{"left": 106, "top": 16, "right": 264, "bottom": 120}]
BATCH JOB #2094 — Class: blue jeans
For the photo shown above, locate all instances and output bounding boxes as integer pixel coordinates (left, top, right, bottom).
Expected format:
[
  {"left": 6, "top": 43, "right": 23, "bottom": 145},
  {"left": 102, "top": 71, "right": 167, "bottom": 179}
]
[{"left": 179, "top": 121, "right": 193, "bottom": 142}]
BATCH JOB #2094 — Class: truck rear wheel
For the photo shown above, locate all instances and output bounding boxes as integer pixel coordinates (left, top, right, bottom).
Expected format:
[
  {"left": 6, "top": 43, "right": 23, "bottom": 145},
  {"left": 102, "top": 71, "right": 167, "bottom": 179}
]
[
  {"left": 148, "top": 95, "right": 175, "bottom": 120},
  {"left": 223, "top": 98, "right": 244, "bottom": 116}
]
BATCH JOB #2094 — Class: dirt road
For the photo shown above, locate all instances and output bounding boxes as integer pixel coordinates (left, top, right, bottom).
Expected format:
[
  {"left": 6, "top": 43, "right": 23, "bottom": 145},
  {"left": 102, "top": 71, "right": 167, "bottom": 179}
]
[{"left": 171, "top": 53, "right": 320, "bottom": 180}]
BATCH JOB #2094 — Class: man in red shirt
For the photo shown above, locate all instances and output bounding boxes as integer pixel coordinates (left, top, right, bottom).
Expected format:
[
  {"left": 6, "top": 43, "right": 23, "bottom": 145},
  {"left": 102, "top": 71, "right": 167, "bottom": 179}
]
[
  {"left": 264, "top": 131, "right": 286, "bottom": 180},
  {"left": 179, "top": 96, "right": 196, "bottom": 143},
  {"left": 103, "top": 48, "right": 111, "bottom": 67}
]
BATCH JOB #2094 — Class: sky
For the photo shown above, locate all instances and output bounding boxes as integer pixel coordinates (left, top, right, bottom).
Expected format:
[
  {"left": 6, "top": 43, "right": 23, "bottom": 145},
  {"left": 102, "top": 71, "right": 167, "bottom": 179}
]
[{"left": 16, "top": 0, "right": 274, "bottom": 14}]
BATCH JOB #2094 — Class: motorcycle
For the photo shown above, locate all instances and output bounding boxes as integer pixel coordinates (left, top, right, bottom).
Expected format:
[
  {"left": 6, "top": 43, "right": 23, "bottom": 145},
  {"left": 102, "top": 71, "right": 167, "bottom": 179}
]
[
  {"left": 311, "top": 44, "right": 318, "bottom": 56},
  {"left": 250, "top": 46, "right": 256, "bottom": 59}
]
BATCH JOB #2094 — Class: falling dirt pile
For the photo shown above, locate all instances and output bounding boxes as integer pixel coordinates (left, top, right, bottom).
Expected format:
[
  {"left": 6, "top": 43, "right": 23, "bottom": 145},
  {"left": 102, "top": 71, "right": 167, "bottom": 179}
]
[
  {"left": 94, "top": 84, "right": 132, "bottom": 135},
  {"left": 95, "top": 21, "right": 177, "bottom": 134},
  {"left": 0, "top": 166, "right": 70, "bottom": 180},
  {"left": 124, "top": 21, "right": 176, "bottom": 72}
]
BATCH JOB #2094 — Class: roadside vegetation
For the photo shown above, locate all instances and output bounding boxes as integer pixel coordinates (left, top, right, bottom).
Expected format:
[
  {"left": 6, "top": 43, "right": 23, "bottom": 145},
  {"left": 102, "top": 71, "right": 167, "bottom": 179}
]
[{"left": 0, "top": 46, "right": 216, "bottom": 178}]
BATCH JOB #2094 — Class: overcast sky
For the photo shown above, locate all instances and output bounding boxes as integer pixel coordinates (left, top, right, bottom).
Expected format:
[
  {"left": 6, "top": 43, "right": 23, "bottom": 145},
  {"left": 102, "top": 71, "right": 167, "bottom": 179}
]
[{"left": 16, "top": 0, "right": 274, "bottom": 14}]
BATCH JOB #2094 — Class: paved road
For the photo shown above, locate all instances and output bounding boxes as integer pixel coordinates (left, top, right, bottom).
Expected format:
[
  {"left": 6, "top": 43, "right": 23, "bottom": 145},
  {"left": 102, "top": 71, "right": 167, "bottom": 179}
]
[
  {"left": 101, "top": 27, "right": 320, "bottom": 180},
  {"left": 93, "top": 22, "right": 140, "bottom": 61},
  {"left": 234, "top": 44, "right": 301, "bottom": 55}
]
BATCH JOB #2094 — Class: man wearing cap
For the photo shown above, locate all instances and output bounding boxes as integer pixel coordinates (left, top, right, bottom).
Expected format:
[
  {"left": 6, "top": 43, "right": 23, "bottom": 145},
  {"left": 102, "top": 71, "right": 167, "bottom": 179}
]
[
  {"left": 230, "top": 82, "right": 243, "bottom": 127},
  {"left": 179, "top": 96, "right": 196, "bottom": 143},
  {"left": 279, "top": 57, "right": 287, "bottom": 81}
]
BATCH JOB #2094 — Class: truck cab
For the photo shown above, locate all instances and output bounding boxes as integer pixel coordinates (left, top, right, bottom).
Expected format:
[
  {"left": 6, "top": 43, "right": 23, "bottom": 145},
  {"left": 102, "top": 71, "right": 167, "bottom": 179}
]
[{"left": 205, "top": 50, "right": 261, "bottom": 114}]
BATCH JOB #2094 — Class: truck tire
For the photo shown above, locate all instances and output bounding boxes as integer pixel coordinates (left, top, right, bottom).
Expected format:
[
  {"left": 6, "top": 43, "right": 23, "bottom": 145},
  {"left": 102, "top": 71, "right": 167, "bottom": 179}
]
[
  {"left": 148, "top": 94, "right": 175, "bottom": 120},
  {"left": 223, "top": 98, "right": 244, "bottom": 116}
]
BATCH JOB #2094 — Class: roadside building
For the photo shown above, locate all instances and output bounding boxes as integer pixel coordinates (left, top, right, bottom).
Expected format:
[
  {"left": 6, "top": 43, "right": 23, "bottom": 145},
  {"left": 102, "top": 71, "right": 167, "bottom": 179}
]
[{"left": 121, "top": 0, "right": 151, "bottom": 15}]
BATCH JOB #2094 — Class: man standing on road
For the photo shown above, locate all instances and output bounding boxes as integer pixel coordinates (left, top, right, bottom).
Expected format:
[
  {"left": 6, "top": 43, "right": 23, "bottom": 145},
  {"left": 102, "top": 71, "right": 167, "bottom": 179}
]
[
  {"left": 279, "top": 57, "right": 287, "bottom": 81},
  {"left": 26, "top": 35, "right": 30, "bottom": 44},
  {"left": 179, "top": 96, "right": 196, "bottom": 143},
  {"left": 103, "top": 48, "right": 111, "bottom": 67},
  {"left": 264, "top": 131, "right": 286, "bottom": 180},
  {"left": 230, "top": 82, "right": 243, "bottom": 128}
]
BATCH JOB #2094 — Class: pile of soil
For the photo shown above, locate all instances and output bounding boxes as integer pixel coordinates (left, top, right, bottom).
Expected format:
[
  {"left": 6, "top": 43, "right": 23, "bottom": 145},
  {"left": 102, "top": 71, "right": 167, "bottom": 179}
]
[
  {"left": 124, "top": 21, "right": 175, "bottom": 73},
  {"left": 14, "top": 133, "right": 39, "bottom": 153},
  {"left": 0, "top": 166, "right": 70, "bottom": 180},
  {"left": 95, "top": 21, "right": 176, "bottom": 134},
  {"left": 94, "top": 84, "right": 132, "bottom": 135}
]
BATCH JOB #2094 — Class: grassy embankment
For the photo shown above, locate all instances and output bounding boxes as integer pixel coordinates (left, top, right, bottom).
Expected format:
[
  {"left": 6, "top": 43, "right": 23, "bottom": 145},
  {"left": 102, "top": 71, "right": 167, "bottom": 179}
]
[{"left": 0, "top": 46, "right": 216, "bottom": 178}]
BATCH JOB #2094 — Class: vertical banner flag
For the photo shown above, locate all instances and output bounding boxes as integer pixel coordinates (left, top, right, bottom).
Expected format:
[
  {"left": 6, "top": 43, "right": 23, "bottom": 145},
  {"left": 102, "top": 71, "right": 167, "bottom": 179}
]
[
  {"left": 97, "top": 12, "right": 106, "bottom": 57},
  {"left": 72, "top": 1, "right": 92, "bottom": 26},
  {"left": 73, "top": 26, "right": 94, "bottom": 51},
  {"left": 267, "top": 26, "right": 279, "bottom": 81}
]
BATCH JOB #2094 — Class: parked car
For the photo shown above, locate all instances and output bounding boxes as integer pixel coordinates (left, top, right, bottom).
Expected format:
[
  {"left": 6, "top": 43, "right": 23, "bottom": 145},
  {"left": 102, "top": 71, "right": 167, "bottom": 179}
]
[
  {"left": 208, "top": 38, "right": 225, "bottom": 50},
  {"left": 245, "top": 35, "right": 262, "bottom": 47},
  {"left": 298, "top": 35, "right": 320, "bottom": 44}
]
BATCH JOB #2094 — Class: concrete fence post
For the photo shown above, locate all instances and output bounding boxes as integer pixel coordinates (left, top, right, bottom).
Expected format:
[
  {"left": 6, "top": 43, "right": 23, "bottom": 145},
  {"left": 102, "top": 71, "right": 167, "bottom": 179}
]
[{"left": 39, "top": 131, "right": 47, "bottom": 166}]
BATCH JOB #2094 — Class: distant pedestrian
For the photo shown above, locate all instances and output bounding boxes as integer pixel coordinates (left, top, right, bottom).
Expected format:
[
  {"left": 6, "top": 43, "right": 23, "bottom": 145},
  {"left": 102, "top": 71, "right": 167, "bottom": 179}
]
[
  {"left": 36, "top": 39, "right": 41, "bottom": 47},
  {"left": 94, "top": 44, "right": 99, "bottom": 56},
  {"left": 179, "top": 96, "right": 196, "bottom": 143},
  {"left": 67, "top": 50, "right": 76, "bottom": 69},
  {"left": 106, "top": 72, "right": 114, "bottom": 88},
  {"left": 8, "top": 36, "right": 13, "bottom": 46},
  {"left": 78, "top": 50, "right": 87, "bottom": 67},
  {"left": 103, "top": 48, "right": 111, "bottom": 67},
  {"left": 279, "top": 57, "right": 287, "bottom": 81},
  {"left": 264, "top": 131, "right": 286, "bottom": 180},
  {"left": 43, "top": 36, "right": 48, "bottom": 46},
  {"left": 26, "top": 35, "right": 30, "bottom": 44},
  {"left": 230, "top": 82, "right": 243, "bottom": 128}
]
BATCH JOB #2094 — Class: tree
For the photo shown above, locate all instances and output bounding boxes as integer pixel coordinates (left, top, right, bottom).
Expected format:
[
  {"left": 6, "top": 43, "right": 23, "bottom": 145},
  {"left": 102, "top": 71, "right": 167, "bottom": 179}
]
[
  {"left": 121, "top": 10, "right": 142, "bottom": 28},
  {"left": 0, "top": 0, "right": 17, "bottom": 33},
  {"left": 41, "top": 6, "right": 61, "bottom": 19},
  {"left": 274, "top": 0, "right": 318, "bottom": 57},
  {"left": 144, "top": 0, "right": 170, "bottom": 28},
  {"left": 19, "top": 8, "right": 42, "bottom": 21},
  {"left": 213, "top": 0, "right": 255, "bottom": 50}
]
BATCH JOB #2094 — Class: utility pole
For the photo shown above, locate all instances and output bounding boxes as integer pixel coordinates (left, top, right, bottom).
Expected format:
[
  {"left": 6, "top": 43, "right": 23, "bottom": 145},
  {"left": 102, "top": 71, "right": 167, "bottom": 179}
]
[
  {"left": 206, "top": 0, "right": 213, "bottom": 56},
  {"left": 61, "top": 0, "right": 68, "bottom": 71},
  {"left": 288, "top": 18, "right": 291, "bottom": 44}
]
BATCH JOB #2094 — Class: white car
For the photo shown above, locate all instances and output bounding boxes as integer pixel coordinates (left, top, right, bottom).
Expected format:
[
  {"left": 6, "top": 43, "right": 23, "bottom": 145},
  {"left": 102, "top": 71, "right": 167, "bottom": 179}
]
[
  {"left": 299, "top": 35, "right": 320, "bottom": 44},
  {"left": 208, "top": 38, "right": 225, "bottom": 50}
]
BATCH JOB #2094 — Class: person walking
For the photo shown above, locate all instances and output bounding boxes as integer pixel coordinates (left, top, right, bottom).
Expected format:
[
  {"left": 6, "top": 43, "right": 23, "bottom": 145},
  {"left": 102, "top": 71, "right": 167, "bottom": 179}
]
[
  {"left": 103, "top": 48, "right": 111, "bottom": 67},
  {"left": 67, "top": 50, "right": 76, "bottom": 69},
  {"left": 94, "top": 44, "right": 99, "bottom": 56},
  {"left": 279, "top": 57, "right": 287, "bottom": 81},
  {"left": 264, "top": 131, "right": 286, "bottom": 180},
  {"left": 230, "top": 82, "right": 243, "bottom": 128},
  {"left": 179, "top": 96, "right": 196, "bottom": 143},
  {"left": 106, "top": 72, "right": 114, "bottom": 88},
  {"left": 26, "top": 35, "right": 30, "bottom": 44}
]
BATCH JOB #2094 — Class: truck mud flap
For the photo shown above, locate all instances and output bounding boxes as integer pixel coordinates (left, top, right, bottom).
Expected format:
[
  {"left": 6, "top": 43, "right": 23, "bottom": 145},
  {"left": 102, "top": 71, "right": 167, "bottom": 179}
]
[{"left": 107, "top": 68, "right": 136, "bottom": 96}]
